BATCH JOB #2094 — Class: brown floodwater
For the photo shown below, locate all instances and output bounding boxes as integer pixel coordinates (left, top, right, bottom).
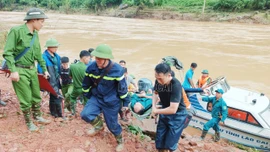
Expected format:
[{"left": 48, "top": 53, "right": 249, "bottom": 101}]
[{"left": 1, "top": 11, "right": 270, "bottom": 96}]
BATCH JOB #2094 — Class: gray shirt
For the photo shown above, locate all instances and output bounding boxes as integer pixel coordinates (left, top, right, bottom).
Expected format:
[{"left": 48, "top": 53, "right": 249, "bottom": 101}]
[{"left": 126, "top": 75, "right": 136, "bottom": 86}]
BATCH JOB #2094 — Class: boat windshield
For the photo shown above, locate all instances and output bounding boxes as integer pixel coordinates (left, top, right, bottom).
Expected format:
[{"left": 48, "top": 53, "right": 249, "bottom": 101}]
[
  {"left": 261, "top": 108, "right": 270, "bottom": 127},
  {"left": 223, "top": 79, "right": 230, "bottom": 90},
  {"left": 209, "top": 77, "right": 230, "bottom": 95}
]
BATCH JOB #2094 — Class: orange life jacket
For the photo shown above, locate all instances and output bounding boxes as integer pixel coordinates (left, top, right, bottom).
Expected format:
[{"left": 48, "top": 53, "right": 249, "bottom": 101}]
[
  {"left": 198, "top": 76, "right": 211, "bottom": 88},
  {"left": 182, "top": 88, "right": 191, "bottom": 109}
]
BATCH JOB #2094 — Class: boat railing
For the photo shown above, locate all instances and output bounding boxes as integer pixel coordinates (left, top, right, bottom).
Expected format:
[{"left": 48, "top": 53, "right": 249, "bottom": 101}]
[{"left": 204, "top": 76, "right": 230, "bottom": 95}]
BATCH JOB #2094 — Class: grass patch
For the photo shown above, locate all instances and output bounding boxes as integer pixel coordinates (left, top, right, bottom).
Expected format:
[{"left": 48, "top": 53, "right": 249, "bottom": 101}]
[
  {"left": 127, "top": 125, "right": 146, "bottom": 140},
  {"left": 229, "top": 141, "right": 262, "bottom": 152}
]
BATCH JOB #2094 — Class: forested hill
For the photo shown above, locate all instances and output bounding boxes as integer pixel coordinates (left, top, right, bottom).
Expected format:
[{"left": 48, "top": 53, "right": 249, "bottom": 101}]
[{"left": 0, "top": 0, "right": 269, "bottom": 13}]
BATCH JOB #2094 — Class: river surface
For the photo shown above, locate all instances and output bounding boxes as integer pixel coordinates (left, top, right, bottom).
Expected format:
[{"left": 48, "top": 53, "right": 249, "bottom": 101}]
[{"left": 0, "top": 11, "right": 270, "bottom": 96}]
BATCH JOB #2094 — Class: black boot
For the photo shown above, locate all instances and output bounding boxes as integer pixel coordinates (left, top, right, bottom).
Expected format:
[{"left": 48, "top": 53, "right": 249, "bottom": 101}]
[
  {"left": 200, "top": 130, "right": 208, "bottom": 140},
  {"left": 214, "top": 132, "right": 220, "bottom": 142},
  {"left": 55, "top": 102, "right": 63, "bottom": 117},
  {"left": 49, "top": 102, "right": 57, "bottom": 117}
]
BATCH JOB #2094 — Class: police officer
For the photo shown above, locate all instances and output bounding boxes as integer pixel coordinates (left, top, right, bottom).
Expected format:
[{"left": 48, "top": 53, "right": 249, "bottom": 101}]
[
  {"left": 200, "top": 89, "right": 228, "bottom": 142},
  {"left": 81, "top": 44, "right": 129, "bottom": 152},
  {"left": 3, "top": 8, "right": 50, "bottom": 131}
]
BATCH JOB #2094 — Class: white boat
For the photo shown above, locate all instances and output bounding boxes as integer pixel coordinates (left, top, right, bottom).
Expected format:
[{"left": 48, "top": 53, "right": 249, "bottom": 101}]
[{"left": 187, "top": 76, "right": 270, "bottom": 151}]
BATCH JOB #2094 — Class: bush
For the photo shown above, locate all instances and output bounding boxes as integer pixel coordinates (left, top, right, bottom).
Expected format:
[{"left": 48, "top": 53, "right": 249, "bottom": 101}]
[
  {"left": 214, "top": 0, "right": 270, "bottom": 11},
  {"left": 252, "top": 0, "right": 269, "bottom": 9},
  {"left": 0, "top": 0, "right": 269, "bottom": 12},
  {"left": 0, "top": 0, "right": 16, "bottom": 9},
  {"left": 214, "top": 0, "right": 249, "bottom": 11}
]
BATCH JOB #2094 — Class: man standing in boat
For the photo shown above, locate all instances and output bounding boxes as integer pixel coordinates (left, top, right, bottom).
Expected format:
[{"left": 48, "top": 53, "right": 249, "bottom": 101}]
[
  {"left": 200, "top": 89, "right": 228, "bottom": 142},
  {"left": 152, "top": 63, "right": 187, "bottom": 152},
  {"left": 182, "top": 62, "right": 197, "bottom": 89},
  {"left": 196, "top": 69, "right": 212, "bottom": 89}
]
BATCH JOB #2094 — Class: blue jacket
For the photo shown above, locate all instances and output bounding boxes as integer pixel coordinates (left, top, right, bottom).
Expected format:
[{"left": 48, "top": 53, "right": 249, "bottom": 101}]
[
  {"left": 202, "top": 96, "right": 228, "bottom": 122},
  {"left": 82, "top": 60, "right": 129, "bottom": 106},
  {"left": 38, "top": 50, "right": 61, "bottom": 94}
]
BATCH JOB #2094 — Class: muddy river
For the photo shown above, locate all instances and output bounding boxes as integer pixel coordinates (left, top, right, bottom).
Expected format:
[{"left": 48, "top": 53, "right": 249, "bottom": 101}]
[{"left": 0, "top": 11, "right": 270, "bottom": 96}]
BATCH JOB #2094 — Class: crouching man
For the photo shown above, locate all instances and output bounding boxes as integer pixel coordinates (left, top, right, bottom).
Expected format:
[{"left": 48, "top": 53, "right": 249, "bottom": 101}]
[{"left": 200, "top": 89, "right": 228, "bottom": 142}]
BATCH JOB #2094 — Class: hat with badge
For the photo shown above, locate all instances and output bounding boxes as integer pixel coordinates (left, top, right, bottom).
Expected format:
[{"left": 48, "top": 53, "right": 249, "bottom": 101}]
[{"left": 24, "top": 8, "right": 48, "bottom": 21}]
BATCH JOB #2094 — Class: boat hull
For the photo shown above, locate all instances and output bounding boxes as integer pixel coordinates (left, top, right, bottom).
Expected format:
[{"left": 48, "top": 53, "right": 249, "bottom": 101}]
[{"left": 189, "top": 115, "right": 270, "bottom": 151}]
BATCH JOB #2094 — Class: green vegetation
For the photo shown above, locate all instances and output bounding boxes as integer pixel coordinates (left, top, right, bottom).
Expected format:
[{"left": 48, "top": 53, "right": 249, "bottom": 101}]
[
  {"left": 229, "top": 141, "right": 262, "bottom": 152},
  {"left": 0, "top": 0, "right": 269, "bottom": 13},
  {"left": 127, "top": 125, "right": 145, "bottom": 140}
]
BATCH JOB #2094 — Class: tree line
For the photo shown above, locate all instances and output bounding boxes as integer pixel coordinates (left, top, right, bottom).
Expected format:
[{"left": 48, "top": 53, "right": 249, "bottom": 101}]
[{"left": 0, "top": 0, "right": 269, "bottom": 12}]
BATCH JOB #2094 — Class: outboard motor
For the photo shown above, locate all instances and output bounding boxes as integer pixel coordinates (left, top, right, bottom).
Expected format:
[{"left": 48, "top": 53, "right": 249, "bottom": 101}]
[{"left": 138, "top": 78, "right": 153, "bottom": 93}]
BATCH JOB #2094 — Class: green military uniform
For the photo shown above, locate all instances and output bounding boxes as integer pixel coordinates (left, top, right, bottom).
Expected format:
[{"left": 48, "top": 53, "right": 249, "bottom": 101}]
[
  {"left": 69, "top": 61, "right": 88, "bottom": 114},
  {"left": 2, "top": 8, "right": 50, "bottom": 131},
  {"left": 62, "top": 83, "right": 73, "bottom": 111}
]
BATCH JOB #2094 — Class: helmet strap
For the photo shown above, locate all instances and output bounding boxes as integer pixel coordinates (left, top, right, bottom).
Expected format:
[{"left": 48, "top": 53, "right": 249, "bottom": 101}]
[{"left": 101, "top": 59, "right": 108, "bottom": 68}]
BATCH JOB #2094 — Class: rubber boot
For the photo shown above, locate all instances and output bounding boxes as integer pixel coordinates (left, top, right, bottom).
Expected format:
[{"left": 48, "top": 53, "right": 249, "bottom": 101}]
[
  {"left": 115, "top": 134, "right": 124, "bottom": 152},
  {"left": 87, "top": 116, "right": 104, "bottom": 136},
  {"left": 49, "top": 102, "right": 57, "bottom": 117},
  {"left": 200, "top": 130, "right": 208, "bottom": 140},
  {"left": 55, "top": 103, "right": 63, "bottom": 117},
  {"left": 22, "top": 110, "right": 38, "bottom": 132},
  {"left": 214, "top": 132, "right": 220, "bottom": 142},
  {"left": 32, "top": 104, "right": 51, "bottom": 124},
  {"left": 70, "top": 101, "right": 77, "bottom": 116}
]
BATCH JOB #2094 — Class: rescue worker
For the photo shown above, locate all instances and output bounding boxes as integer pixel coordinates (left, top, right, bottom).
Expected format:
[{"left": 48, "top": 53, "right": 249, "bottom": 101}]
[
  {"left": 81, "top": 44, "right": 129, "bottom": 152},
  {"left": 196, "top": 69, "right": 212, "bottom": 89},
  {"left": 182, "top": 62, "right": 197, "bottom": 89},
  {"left": 200, "top": 89, "right": 228, "bottom": 142},
  {"left": 2, "top": 8, "right": 51, "bottom": 131},
  {"left": 119, "top": 60, "right": 126, "bottom": 67},
  {"left": 69, "top": 50, "right": 90, "bottom": 115},
  {"left": 152, "top": 63, "right": 187, "bottom": 152},
  {"left": 87, "top": 48, "right": 95, "bottom": 66},
  {"left": 123, "top": 67, "right": 138, "bottom": 91},
  {"left": 38, "top": 38, "right": 62, "bottom": 118},
  {"left": 60, "top": 56, "right": 73, "bottom": 113}
]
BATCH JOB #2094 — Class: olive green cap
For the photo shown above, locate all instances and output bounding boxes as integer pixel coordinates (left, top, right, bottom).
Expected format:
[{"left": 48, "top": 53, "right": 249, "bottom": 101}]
[
  {"left": 201, "top": 69, "right": 209, "bottom": 74},
  {"left": 130, "top": 74, "right": 136, "bottom": 79},
  {"left": 45, "top": 38, "right": 60, "bottom": 48},
  {"left": 91, "top": 44, "right": 114, "bottom": 59},
  {"left": 24, "top": 8, "right": 48, "bottom": 21}
]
